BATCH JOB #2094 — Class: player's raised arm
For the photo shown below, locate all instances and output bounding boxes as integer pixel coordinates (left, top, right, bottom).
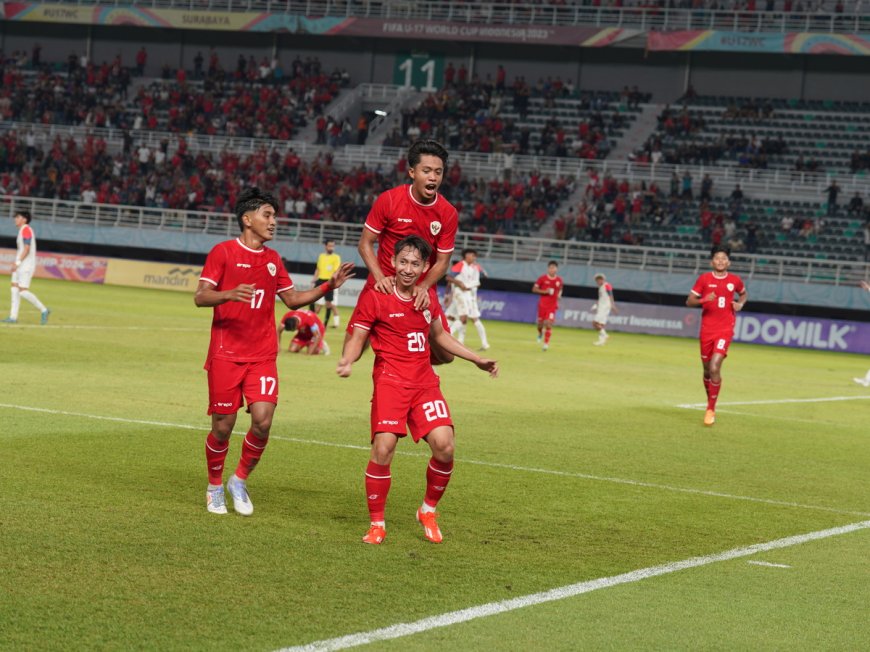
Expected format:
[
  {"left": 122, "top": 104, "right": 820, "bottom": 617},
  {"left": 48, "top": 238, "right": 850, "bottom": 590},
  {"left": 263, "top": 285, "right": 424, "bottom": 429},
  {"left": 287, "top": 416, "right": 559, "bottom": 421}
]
[
  {"left": 279, "top": 262, "right": 355, "bottom": 308},
  {"left": 359, "top": 228, "right": 394, "bottom": 294},
  {"left": 430, "top": 318, "right": 498, "bottom": 378},
  {"left": 336, "top": 325, "right": 370, "bottom": 377},
  {"left": 194, "top": 280, "right": 255, "bottom": 307}
]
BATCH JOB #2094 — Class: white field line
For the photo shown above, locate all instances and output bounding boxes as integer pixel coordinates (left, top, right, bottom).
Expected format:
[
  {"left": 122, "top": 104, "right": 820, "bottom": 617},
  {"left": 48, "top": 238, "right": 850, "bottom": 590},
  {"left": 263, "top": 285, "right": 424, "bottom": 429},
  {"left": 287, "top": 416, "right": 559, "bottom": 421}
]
[
  {"left": 0, "top": 324, "right": 201, "bottom": 331},
  {"left": 278, "top": 520, "right": 870, "bottom": 652},
  {"left": 3, "top": 403, "right": 869, "bottom": 519},
  {"left": 747, "top": 560, "right": 792, "bottom": 569},
  {"left": 676, "top": 395, "right": 870, "bottom": 409}
]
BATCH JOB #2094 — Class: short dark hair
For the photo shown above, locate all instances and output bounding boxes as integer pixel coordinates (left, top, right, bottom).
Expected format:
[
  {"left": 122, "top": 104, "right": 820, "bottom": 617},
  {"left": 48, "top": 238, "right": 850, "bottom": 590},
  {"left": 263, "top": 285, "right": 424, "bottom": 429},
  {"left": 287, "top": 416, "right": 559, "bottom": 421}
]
[
  {"left": 393, "top": 235, "right": 432, "bottom": 261},
  {"left": 461, "top": 248, "right": 477, "bottom": 257},
  {"left": 324, "top": 238, "right": 335, "bottom": 245},
  {"left": 15, "top": 210, "right": 32, "bottom": 223},
  {"left": 547, "top": 260, "right": 559, "bottom": 267},
  {"left": 710, "top": 245, "right": 731, "bottom": 258},
  {"left": 283, "top": 316, "right": 300, "bottom": 331},
  {"left": 407, "top": 140, "right": 448, "bottom": 168},
  {"left": 234, "top": 187, "right": 279, "bottom": 232}
]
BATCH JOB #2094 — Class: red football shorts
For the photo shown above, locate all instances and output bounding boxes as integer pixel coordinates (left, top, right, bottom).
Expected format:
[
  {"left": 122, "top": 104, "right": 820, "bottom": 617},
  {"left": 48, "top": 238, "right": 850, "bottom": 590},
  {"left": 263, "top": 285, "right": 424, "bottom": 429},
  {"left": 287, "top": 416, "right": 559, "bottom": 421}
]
[
  {"left": 291, "top": 335, "right": 324, "bottom": 352},
  {"left": 699, "top": 333, "right": 732, "bottom": 361},
  {"left": 537, "top": 303, "right": 557, "bottom": 322},
  {"left": 370, "top": 382, "right": 453, "bottom": 441},
  {"left": 206, "top": 358, "right": 279, "bottom": 415}
]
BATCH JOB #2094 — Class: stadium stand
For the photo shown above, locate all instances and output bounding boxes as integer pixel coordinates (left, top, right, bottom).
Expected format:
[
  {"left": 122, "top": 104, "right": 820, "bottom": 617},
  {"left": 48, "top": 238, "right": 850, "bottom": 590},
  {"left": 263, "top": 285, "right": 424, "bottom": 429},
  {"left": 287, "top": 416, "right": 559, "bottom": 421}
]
[{"left": 634, "top": 97, "right": 870, "bottom": 175}]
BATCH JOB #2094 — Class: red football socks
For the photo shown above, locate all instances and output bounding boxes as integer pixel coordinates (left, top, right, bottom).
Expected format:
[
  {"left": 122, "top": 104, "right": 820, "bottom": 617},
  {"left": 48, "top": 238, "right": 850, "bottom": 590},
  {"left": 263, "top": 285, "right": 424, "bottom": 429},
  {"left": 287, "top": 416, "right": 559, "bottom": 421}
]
[
  {"left": 235, "top": 431, "right": 268, "bottom": 480},
  {"left": 707, "top": 380, "right": 721, "bottom": 411},
  {"left": 205, "top": 432, "right": 229, "bottom": 486},
  {"left": 365, "top": 461, "right": 392, "bottom": 522},
  {"left": 703, "top": 377, "right": 712, "bottom": 398},
  {"left": 544, "top": 327, "right": 552, "bottom": 344},
  {"left": 423, "top": 457, "right": 454, "bottom": 509}
]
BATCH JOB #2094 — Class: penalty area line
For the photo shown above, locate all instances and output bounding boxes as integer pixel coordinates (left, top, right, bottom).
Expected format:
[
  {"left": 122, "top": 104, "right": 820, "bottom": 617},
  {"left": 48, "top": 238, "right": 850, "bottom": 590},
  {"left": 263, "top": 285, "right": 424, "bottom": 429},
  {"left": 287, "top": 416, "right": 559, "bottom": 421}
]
[
  {"left": 278, "top": 520, "right": 870, "bottom": 652},
  {"left": 2, "top": 403, "right": 868, "bottom": 518}
]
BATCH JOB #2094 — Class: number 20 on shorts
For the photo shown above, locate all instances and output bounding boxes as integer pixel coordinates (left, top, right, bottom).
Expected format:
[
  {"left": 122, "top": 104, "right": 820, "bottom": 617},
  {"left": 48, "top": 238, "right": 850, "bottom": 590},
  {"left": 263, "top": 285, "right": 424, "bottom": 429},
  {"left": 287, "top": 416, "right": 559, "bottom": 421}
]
[{"left": 422, "top": 400, "right": 448, "bottom": 422}]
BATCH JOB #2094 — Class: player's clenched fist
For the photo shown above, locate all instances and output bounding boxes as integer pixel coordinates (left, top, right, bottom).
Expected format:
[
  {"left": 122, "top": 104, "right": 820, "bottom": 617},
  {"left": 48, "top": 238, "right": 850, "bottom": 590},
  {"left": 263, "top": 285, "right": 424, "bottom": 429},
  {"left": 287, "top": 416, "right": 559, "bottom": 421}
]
[{"left": 336, "top": 358, "right": 352, "bottom": 378}]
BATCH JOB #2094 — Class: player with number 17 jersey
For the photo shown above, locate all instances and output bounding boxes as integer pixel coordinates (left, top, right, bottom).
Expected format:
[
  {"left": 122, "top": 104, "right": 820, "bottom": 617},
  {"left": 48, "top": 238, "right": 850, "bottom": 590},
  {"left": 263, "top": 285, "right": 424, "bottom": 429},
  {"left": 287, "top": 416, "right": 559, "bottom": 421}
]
[{"left": 200, "top": 238, "right": 294, "bottom": 364}]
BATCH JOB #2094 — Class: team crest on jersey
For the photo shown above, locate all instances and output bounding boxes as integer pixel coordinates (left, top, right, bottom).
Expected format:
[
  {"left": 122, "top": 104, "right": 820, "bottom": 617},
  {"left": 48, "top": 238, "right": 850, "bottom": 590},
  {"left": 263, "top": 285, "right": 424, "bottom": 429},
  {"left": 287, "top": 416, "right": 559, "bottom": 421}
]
[
  {"left": 430, "top": 221, "right": 442, "bottom": 236},
  {"left": 267, "top": 262, "right": 277, "bottom": 276},
  {"left": 727, "top": 283, "right": 734, "bottom": 291},
  {"left": 423, "top": 309, "right": 432, "bottom": 324}
]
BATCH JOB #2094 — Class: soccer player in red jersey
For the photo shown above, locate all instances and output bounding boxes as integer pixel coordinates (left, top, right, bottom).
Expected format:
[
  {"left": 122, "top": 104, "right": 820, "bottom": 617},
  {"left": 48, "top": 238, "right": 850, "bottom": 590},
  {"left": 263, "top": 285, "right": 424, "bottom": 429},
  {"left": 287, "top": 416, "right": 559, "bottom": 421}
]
[
  {"left": 355, "top": 139, "right": 459, "bottom": 362},
  {"left": 337, "top": 235, "right": 498, "bottom": 545},
  {"left": 195, "top": 187, "right": 354, "bottom": 515},
  {"left": 532, "top": 260, "right": 563, "bottom": 351},
  {"left": 277, "top": 309, "right": 328, "bottom": 355},
  {"left": 686, "top": 246, "right": 747, "bottom": 426}
]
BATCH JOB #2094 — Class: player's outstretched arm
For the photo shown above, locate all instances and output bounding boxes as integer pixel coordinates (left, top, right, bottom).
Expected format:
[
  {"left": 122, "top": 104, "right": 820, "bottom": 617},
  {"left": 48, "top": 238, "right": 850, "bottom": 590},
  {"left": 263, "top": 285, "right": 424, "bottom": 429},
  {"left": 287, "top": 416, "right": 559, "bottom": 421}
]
[
  {"left": 359, "top": 229, "right": 394, "bottom": 294},
  {"left": 194, "top": 280, "right": 255, "bottom": 307},
  {"left": 430, "top": 320, "right": 499, "bottom": 378},
  {"left": 279, "top": 262, "right": 356, "bottom": 308},
  {"left": 337, "top": 327, "right": 369, "bottom": 377}
]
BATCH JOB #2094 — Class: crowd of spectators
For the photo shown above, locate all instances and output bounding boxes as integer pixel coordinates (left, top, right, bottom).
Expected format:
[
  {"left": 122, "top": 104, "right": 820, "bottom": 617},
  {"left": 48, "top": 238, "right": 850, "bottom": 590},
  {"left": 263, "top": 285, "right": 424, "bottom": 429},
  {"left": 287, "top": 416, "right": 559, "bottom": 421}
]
[
  {"left": 384, "top": 72, "right": 634, "bottom": 160},
  {"left": 634, "top": 105, "right": 788, "bottom": 169},
  {"left": 0, "top": 50, "right": 349, "bottom": 141},
  {"left": 0, "top": 128, "right": 574, "bottom": 236}
]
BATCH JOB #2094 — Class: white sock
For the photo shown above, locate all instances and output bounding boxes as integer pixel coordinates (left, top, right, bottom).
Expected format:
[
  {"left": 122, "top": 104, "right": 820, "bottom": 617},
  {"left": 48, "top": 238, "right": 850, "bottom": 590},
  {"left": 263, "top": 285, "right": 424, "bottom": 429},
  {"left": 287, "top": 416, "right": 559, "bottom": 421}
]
[
  {"left": 864, "top": 370, "right": 870, "bottom": 382},
  {"left": 456, "top": 322, "right": 467, "bottom": 343},
  {"left": 599, "top": 328, "right": 608, "bottom": 339},
  {"left": 333, "top": 314, "right": 339, "bottom": 327},
  {"left": 207, "top": 483, "right": 222, "bottom": 491},
  {"left": 10, "top": 287, "right": 21, "bottom": 320},
  {"left": 474, "top": 320, "right": 489, "bottom": 348},
  {"left": 20, "top": 290, "right": 46, "bottom": 313},
  {"left": 371, "top": 520, "right": 385, "bottom": 527},
  {"left": 420, "top": 502, "right": 436, "bottom": 514}
]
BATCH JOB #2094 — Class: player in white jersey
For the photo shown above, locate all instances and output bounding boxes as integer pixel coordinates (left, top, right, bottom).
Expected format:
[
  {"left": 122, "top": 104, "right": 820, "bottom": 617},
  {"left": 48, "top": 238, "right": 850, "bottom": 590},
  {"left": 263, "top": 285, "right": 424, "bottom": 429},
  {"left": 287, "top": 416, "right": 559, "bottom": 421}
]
[
  {"left": 445, "top": 248, "right": 490, "bottom": 350},
  {"left": 3, "top": 211, "right": 49, "bottom": 324},
  {"left": 591, "top": 273, "right": 616, "bottom": 346}
]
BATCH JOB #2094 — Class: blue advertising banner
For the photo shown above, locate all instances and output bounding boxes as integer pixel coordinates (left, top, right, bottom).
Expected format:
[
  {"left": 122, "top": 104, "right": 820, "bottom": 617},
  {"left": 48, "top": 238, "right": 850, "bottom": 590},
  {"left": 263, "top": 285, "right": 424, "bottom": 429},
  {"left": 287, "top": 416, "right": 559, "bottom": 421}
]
[{"left": 475, "top": 289, "right": 870, "bottom": 354}]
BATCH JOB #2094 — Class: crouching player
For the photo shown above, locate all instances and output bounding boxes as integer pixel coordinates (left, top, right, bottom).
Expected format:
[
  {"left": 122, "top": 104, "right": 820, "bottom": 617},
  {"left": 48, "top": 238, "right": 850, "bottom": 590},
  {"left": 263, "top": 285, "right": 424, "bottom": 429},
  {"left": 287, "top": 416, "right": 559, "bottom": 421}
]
[
  {"left": 337, "top": 235, "right": 498, "bottom": 545},
  {"left": 277, "top": 309, "right": 329, "bottom": 355}
]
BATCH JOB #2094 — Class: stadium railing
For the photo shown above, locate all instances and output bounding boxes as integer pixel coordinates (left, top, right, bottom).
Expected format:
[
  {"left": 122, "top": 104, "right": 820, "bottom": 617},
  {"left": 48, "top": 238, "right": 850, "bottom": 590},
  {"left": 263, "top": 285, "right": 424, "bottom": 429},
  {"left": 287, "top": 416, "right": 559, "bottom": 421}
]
[
  {"left": 42, "top": 1, "right": 870, "bottom": 34},
  {"left": 4, "top": 195, "right": 866, "bottom": 286}
]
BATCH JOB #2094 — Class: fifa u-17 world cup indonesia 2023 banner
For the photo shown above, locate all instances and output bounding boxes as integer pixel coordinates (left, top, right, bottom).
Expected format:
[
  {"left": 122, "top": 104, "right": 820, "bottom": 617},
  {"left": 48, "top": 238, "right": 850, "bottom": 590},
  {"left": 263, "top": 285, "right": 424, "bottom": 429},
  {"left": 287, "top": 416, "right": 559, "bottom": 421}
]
[{"left": 474, "top": 289, "right": 870, "bottom": 354}]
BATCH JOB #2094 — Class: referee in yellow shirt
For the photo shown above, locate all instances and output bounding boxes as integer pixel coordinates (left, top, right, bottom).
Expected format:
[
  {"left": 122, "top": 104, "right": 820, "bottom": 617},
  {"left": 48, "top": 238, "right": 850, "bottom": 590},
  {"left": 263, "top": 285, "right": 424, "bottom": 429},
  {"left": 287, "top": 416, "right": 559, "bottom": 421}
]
[{"left": 311, "top": 239, "right": 342, "bottom": 328}]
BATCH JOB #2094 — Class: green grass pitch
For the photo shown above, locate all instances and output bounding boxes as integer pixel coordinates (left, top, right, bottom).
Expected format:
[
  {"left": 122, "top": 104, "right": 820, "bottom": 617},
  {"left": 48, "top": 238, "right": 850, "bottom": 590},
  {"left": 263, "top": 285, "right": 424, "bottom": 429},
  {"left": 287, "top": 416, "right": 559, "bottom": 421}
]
[{"left": 1, "top": 277, "right": 868, "bottom": 650}]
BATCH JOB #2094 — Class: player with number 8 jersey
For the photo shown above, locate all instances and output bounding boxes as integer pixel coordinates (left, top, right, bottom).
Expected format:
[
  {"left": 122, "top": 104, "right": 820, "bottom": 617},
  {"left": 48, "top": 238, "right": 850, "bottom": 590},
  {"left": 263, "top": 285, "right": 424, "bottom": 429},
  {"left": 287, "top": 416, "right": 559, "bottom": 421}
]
[
  {"left": 687, "top": 246, "right": 747, "bottom": 426},
  {"left": 195, "top": 188, "right": 355, "bottom": 517}
]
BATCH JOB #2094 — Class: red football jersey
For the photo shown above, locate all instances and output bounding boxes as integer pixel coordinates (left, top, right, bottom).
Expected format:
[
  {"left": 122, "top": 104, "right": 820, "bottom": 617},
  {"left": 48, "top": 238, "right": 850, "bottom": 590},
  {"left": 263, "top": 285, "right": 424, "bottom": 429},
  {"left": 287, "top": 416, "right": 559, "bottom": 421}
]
[
  {"left": 691, "top": 271, "right": 745, "bottom": 335},
  {"left": 364, "top": 184, "right": 458, "bottom": 284},
  {"left": 349, "top": 288, "right": 445, "bottom": 388},
  {"left": 280, "top": 309, "right": 324, "bottom": 340},
  {"left": 535, "top": 274, "right": 563, "bottom": 311},
  {"left": 200, "top": 238, "right": 294, "bottom": 363}
]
